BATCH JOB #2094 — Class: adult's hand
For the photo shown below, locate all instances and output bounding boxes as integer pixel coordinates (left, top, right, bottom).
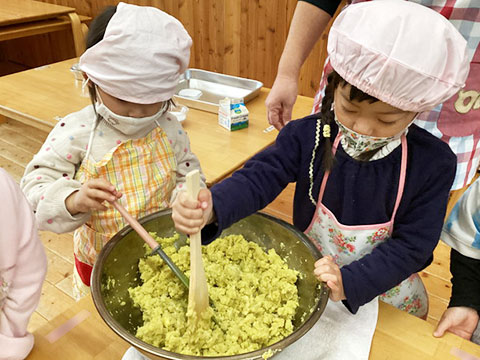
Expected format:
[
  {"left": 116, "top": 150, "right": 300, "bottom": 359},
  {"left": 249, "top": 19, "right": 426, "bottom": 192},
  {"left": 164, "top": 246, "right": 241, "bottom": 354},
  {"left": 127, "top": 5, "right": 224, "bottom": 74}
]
[
  {"left": 265, "top": 1, "right": 334, "bottom": 130},
  {"left": 265, "top": 75, "right": 298, "bottom": 130}
]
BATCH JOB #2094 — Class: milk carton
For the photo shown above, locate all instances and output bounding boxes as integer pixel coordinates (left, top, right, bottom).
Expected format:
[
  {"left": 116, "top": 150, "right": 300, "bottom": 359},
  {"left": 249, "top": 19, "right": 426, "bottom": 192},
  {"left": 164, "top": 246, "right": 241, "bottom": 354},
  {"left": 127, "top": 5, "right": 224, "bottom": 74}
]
[{"left": 218, "top": 98, "right": 249, "bottom": 131}]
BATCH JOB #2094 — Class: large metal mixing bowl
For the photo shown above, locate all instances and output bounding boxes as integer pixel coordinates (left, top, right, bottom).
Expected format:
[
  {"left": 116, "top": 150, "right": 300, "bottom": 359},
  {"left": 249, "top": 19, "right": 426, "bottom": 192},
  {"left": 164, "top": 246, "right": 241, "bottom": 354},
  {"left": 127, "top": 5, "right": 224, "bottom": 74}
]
[{"left": 91, "top": 210, "right": 329, "bottom": 360}]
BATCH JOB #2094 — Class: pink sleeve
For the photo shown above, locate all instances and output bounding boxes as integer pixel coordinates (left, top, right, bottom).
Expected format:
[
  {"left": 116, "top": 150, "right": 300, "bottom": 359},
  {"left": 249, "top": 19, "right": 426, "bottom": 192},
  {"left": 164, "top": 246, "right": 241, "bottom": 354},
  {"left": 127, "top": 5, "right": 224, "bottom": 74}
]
[{"left": 0, "top": 169, "right": 47, "bottom": 360}]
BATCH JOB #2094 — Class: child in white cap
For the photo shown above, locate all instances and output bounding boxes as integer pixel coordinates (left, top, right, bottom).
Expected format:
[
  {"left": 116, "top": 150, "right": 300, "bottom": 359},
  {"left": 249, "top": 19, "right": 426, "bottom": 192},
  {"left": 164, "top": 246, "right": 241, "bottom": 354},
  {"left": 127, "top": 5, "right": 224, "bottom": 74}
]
[
  {"left": 21, "top": 3, "right": 205, "bottom": 298},
  {"left": 0, "top": 168, "right": 47, "bottom": 360},
  {"left": 172, "top": 0, "right": 469, "bottom": 320}
]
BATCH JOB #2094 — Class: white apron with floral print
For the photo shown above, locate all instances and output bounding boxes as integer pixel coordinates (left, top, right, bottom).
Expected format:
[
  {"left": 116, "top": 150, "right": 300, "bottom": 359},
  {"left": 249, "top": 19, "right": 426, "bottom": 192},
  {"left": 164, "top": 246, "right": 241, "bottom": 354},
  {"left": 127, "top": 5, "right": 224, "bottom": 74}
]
[{"left": 305, "top": 134, "right": 428, "bottom": 317}]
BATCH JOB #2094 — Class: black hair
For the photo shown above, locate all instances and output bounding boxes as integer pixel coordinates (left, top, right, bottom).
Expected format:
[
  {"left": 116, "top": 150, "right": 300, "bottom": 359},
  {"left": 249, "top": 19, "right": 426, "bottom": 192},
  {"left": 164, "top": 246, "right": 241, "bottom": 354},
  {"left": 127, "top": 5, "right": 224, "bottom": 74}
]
[
  {"left": 85, "top": 6, "right": 117, "bottom": 107},
  {"left": 319, "top": 70, "right": 379, "bottom": 171},
  {"left": 86, "top": 6, "right": 117, "bottom": 49}
]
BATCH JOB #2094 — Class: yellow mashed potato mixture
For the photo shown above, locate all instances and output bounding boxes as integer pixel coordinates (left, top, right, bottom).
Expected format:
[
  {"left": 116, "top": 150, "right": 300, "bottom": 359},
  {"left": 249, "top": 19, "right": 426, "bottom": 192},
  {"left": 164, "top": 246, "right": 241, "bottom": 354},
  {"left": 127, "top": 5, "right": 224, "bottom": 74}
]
[{"left": 128, "top": 233, "right": 299, "bottom": 356}]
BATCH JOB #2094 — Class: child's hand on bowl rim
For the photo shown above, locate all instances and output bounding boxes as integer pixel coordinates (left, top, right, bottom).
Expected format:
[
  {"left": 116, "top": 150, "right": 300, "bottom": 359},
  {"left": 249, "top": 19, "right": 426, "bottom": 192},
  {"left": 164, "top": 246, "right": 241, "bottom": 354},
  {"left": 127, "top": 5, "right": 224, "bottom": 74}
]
[{"left": 314, "top": 255, "right": 346, "bottom": 301}]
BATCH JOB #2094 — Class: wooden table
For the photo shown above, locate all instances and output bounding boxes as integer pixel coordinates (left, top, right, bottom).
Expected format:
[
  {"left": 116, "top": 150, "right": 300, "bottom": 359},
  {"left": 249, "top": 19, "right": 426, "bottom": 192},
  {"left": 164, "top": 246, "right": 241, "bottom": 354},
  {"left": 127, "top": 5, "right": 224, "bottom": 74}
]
[
  {"left": 0, "top": 58, "right": 313, "bottom": 186},
  {"left": 0, "top": 0, "right": 88, "bottom": 57},
  {"left": 26, "top": 295, "right": 480, "bottom": 359}
]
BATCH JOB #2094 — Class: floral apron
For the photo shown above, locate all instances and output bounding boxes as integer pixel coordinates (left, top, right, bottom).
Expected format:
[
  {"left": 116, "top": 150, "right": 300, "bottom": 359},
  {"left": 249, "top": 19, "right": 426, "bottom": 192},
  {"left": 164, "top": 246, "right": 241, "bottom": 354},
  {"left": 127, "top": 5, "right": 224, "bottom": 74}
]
[
  {"left": 305, "top": 134, "right": 428, "bottom": 317},
  {"left": 72, "top": 126, "right": 176, "bottom": 298}
]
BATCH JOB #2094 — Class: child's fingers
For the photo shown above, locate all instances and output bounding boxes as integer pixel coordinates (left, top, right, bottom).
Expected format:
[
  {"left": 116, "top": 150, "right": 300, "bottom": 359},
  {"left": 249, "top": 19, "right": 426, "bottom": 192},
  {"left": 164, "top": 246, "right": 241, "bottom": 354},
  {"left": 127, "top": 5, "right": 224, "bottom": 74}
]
[
  {"left": 87, "top": 188, "right": 118, "bottom": 203},
  {"left": 173, "top": 217, "right": 203, "bottom": 235},
  {"left": 327, "top": 280, "right": 342, "bottom": 301},
  {"left": 178, "top": 191, "right": 201, "bottom": 209},
  {"left": 83, "top": 198, "right": 108, "bottom": 212},
  {"left": 174, "top": 223, "right": 198, "bottom": 235},
  {"left": 314, "top": 271, "right": 341, "bottom": 300},
  {"left": 198, "top": 189, "right": 212, "bottom": 209},
  {"left": 327, "top": 280, "right": 340, "bottom": 293},
  {"left": 171, "top": 209, "right": 204, "bottom": 234},
  {"left": 87, "top": 178, "right": 117, "bottom": 193},
  {"left": 314, "top": 263, "right": 336, "bottom": 277},
  {"left": 174, "top": 212, "right": 204, "bottom": 229},
  {"left": 112, "top": 189, "right": 123, "bottom": 198},
  {"left": 315, "top": 255, "right": 334, "bottom": 267},
  {"left": 433, "top": 317, "right": 452, "bottom": 337},
  {"left": 173, "top": 204, "right": 204, "bottom": 222},
  {"left": 315, "top": 272, "right": 337, "bottom": 285}
]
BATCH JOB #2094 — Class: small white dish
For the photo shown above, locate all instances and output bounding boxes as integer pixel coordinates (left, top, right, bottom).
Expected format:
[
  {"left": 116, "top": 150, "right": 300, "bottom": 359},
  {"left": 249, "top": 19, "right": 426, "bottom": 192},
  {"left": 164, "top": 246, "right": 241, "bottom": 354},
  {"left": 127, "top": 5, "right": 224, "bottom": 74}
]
[{"left": 178, "top": 88, "right": 202, "bottom": 100}]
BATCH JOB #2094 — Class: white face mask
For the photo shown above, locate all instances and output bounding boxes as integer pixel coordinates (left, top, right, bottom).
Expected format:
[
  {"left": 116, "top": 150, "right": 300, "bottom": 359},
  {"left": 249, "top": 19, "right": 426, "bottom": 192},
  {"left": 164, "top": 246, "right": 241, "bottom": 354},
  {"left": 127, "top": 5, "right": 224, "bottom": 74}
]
[
  {"left": 334, "top": 114, "right": 409, "bottom": 159},
  {"left": 95, "top": 88, "right": 166, "bottom": 135}
]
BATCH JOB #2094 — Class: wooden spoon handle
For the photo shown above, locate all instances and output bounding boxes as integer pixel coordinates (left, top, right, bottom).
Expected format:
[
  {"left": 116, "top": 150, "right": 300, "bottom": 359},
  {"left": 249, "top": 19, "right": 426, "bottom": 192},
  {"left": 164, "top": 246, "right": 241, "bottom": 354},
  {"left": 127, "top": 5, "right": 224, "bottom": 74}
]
[
  {"left": 111, "top": 200, "right": 190, "bottom": 289},
  {"left": 111, "top": 201, "right": 158, "bottom": 250},
  {"left": 186, "top": 170, "right": 209, "bottom": 314}
]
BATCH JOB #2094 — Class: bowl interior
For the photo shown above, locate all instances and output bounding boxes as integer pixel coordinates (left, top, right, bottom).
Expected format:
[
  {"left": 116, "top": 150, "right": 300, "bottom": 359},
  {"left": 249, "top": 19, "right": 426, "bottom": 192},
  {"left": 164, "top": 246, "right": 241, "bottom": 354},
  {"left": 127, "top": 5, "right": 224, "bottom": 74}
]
[{"left": 92, "top": 211, "right": 328, "bottom": 359}]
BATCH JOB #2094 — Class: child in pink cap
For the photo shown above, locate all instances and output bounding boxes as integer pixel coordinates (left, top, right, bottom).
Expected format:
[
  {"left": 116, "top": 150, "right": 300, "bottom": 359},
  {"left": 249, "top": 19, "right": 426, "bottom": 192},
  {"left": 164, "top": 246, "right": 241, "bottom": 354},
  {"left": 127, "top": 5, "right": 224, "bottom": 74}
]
[
  {"left": 172, "top": 0, "right": 468, "bottom": 320},
  {"left": 268, "top": 0, "right": 478, "bottom": 193},
  {"left": 21, "top": 3, "right": 205, "bottom": 299},
  {"left": 0, "top": 168, "right": 47, "bottom": 360}
]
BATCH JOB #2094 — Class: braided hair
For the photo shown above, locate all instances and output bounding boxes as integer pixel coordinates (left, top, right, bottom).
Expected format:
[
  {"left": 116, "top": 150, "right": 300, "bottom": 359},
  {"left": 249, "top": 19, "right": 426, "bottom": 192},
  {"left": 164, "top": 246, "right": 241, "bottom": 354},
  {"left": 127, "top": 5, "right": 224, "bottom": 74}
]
[
  {"left": 319, "top": 71, "right": 341, "bottom": 171},
  {"left": 308, "top": 70, "right": 379, "bottom": 205},
  {"left": 308, "top": 71, "right": 339, "bottom": 205}
]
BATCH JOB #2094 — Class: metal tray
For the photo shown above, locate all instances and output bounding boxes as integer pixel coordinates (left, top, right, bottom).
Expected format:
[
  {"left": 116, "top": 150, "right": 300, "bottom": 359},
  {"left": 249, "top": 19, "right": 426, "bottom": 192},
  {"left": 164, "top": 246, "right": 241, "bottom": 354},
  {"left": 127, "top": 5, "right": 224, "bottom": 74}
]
[{"left": 173, "top": 68, "right": 263, "bottom": 113}]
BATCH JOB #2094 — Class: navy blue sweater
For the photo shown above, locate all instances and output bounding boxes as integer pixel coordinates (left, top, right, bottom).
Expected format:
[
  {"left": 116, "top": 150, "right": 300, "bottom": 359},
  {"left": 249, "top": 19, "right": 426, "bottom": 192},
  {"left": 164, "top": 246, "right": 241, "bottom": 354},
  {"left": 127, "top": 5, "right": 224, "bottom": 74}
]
[{"left": 203, "top": 115, "right": 456, "bottom": 313}]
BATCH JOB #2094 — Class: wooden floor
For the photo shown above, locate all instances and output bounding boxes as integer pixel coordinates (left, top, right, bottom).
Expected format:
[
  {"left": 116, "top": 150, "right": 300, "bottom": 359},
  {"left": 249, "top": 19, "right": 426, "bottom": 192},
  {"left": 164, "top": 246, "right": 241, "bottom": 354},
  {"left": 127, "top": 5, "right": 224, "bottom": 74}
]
[{"left": 0, "top": 118, "right": 457, "bottom": 332}]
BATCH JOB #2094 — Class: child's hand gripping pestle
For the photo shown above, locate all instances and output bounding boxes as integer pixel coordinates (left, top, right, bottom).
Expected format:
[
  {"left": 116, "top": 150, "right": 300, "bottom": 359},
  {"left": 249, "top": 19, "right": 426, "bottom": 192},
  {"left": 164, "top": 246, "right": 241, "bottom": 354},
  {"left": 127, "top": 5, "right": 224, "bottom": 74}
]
[
  {"left": 186, "top": 169, "right": 210, "bottom": 317},
  {"left": 110, "top": 200, "right": 189, "bottom": 289}
]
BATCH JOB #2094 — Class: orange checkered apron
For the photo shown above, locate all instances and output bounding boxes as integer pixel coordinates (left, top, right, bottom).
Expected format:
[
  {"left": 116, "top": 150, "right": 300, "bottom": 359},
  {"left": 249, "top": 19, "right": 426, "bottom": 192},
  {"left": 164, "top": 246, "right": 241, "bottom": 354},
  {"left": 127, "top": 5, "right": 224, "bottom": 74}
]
[{"left": 72, "top": 126, "right": 176, "bottom": 298}]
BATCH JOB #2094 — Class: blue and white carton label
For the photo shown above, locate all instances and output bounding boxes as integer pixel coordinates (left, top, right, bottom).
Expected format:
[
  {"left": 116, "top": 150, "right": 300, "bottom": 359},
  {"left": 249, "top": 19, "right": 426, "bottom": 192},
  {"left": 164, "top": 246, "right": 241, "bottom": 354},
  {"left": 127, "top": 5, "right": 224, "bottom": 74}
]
[{"left": 218, "top": 98, "right": 249, "bottom": 131}]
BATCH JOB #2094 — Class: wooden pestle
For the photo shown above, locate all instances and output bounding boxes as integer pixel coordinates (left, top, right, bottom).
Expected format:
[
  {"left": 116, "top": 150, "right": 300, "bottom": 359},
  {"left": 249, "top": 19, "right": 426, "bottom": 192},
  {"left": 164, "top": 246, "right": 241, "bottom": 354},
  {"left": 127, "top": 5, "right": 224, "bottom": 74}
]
[{"left": 185, "top": 169, "right": 210, "bottom": 316}]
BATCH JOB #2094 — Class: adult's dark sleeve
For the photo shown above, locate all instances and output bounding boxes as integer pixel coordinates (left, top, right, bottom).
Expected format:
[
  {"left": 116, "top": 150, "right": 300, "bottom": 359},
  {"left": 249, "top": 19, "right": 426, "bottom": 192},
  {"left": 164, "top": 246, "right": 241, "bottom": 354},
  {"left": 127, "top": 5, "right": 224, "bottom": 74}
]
[
  {"left": 299, "top": 0, "right": 343, "bottom": 17},
  {"left": 449, "top": 248, "right": 480, "bottom": 314}
]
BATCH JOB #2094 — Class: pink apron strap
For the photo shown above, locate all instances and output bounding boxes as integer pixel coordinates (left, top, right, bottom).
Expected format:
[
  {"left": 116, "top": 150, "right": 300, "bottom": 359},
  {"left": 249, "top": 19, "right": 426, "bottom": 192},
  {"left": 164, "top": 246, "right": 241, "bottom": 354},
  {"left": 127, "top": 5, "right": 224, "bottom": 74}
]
[{"left": 318, "top": 133, "right": 408, "bottom": 225}]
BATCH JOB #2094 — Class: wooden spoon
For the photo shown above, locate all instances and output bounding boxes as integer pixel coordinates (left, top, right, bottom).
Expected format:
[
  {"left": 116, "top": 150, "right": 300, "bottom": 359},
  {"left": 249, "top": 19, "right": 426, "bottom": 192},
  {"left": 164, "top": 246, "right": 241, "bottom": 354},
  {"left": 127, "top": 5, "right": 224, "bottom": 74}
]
[{"left": 186, "top": 169, "right": 210, "bottom": 316}]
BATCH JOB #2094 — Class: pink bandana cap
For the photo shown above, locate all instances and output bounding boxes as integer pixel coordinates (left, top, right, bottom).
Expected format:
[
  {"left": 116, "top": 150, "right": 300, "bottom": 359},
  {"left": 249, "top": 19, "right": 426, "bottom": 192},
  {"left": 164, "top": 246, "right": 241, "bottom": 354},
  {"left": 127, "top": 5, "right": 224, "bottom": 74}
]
[
  {"left": 79, "top": 2, "right": 192, "bottom": 104},
  {"left": 327, "top": 0, "right": 469, "bottom": 112}
]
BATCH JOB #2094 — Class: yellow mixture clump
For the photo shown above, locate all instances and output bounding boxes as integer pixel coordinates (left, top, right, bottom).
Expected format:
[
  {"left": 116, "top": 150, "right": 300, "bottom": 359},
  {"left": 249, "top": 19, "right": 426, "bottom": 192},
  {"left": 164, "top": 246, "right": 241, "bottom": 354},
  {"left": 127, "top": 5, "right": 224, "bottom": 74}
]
[{"left": 128, "top": 233, "right": 299, "bottom": 356}]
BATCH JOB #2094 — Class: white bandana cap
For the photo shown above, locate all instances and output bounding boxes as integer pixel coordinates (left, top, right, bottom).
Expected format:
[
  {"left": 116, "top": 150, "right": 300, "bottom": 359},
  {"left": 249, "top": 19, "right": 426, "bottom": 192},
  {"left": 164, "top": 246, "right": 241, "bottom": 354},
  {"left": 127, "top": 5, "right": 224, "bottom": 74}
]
[
  {"left": 79, "top": 2, "right": 192, "bottom": 104},
  {"left": 327, "top": 0, "right": 469, "bottom": 112}
]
